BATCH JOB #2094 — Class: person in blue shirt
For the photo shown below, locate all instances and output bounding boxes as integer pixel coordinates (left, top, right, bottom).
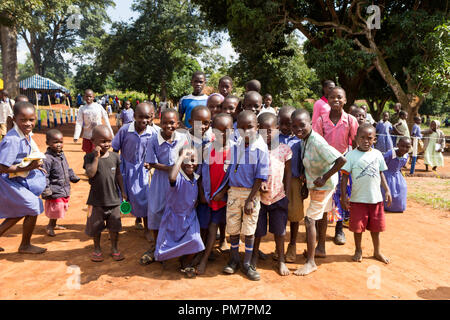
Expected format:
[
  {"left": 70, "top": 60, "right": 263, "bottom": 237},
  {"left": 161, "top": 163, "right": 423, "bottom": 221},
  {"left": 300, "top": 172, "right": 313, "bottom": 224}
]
[{"left": 179, "top": 71, "right": 208, "bottom": 128}]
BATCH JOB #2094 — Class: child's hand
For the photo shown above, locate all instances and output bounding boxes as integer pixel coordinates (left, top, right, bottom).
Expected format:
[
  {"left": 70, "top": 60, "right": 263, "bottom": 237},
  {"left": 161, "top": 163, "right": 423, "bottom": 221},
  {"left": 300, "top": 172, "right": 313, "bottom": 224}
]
[
  {"left": 341, "top": 196, "right": 349, "bottom": 212},
  {"left": 244, "top": 199, "right": 254, "bottom": 215},
  {"left": 313, "top": 176, "right": 326, "bottom": 188},
  {"left": 94, "top": 146, "right": 102, "bottom": 158},
  {"left": 144, "top": 163, "right": 151, "bottom": 170},
  {"left": 299, "top": 174, "right": 306, "bottom": 183},
  {"left": 26, "top": 160, "right": 43, "bottom": 171},
  {"left": 385, "top": 191, "right": 392, "bottom": 207},
  {"left": 260, "top": 182, "right": 268, "bottom": 193},
  {"left": 180, "top": 148, "right": 193, "bottom": 160}
]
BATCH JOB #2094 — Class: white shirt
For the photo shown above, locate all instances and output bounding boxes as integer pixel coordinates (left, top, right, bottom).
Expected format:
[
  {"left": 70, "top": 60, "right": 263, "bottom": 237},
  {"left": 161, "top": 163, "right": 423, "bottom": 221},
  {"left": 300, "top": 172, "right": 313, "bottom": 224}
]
[
  {"left": 0, "top": 101, "right": 13, "bottom": 124},
  {"left": 74, "top": 102, "right": 114, "bottom": 140}
]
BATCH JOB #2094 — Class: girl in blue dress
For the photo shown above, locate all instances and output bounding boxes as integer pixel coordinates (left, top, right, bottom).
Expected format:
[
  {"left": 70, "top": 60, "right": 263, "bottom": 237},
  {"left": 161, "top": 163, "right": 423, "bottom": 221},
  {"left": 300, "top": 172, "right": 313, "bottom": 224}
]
[
  {"left": 154, "top": 147, "right": 205, "bottom": 278},
  {"left": 381, "top": 137, "right": 411, "bottom": 213},
  {"left": 375, "top": 111, "right": 394, "bottom": 154},
  {"left": 0, "top": 102, "right": 47, "bottom": 254}
]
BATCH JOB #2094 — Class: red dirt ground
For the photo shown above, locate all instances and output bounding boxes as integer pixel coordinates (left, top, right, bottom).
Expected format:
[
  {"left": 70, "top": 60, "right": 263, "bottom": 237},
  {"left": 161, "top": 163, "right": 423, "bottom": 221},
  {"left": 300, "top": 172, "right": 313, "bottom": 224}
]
[{"left": 0, "top": 118, "right": 449, "bottom": 300}]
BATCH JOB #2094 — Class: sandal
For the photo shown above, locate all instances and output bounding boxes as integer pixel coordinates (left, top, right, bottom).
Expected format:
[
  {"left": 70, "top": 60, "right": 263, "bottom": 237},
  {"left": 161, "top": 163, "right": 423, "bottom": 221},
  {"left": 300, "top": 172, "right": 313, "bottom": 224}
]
[
  {"left": 91, "top": 251, "right": 104, "bottom": 262},
  {"left": 54, "top": 225, "right": 67, "bottom": 230},
  {"left": 46, "top": 227, "right": 56, "bottom": 237},
  {"left": 140, "top": 250, "right": 155, "bottom": 265},
  {"left": 111, "top": 252, "right": 125, "bottom": 261},
  {"left": 184, "top": 267, "right": 197, "bottom": 278}
]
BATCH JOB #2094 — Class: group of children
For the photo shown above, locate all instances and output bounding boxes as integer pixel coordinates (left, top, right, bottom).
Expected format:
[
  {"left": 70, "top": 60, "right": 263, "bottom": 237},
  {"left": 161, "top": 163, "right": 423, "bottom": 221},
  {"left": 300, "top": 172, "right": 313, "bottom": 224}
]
[{"left": 0, "top": 74, "right": 443, "bottom": 282}]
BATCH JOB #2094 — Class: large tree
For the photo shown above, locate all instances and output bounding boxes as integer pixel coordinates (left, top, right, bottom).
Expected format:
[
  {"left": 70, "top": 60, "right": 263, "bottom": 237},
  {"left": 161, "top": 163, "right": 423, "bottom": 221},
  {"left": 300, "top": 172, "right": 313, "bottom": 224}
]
[{"left": 194, "top": 0, "right": 449, "bottom": 126}]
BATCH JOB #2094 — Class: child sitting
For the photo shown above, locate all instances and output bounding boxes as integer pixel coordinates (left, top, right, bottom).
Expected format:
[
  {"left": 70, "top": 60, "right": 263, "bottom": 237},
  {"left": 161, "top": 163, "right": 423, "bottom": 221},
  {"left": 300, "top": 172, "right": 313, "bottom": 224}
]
[
  {"left": 381, "top": 137, "right": 411, "bottom": 213},
  {"left": 83, "top": 125, "right": 127, "bottom": 262},
  {"left": 154, "top": 147, "right": 205, "bottom": 278},
  {"left": 251, "top": 113, "right": 291, "bottom": 276},
  {"left": 340, "top": 123, "right": 392, "bottom": 264},
  {"left": 42, "top": 129, "right": 80, "bottom": 237},
  {"left": 222, "top": 111, "right": 269, "bottom": 281}
]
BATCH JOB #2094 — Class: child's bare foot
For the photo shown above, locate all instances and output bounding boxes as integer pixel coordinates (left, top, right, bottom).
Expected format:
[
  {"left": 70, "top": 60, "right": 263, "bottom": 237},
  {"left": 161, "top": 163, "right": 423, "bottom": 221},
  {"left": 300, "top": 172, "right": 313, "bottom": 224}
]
[
  {"left": 18, "top": 244, "right": 47, "bottom": 254},
  {"left": 374, "top": 252, "right": 390, "bottom": 264},
  {"left": 278, "top": 262, "right": 290, "bottom": 276},
  {"left": 302, "top": 248, "right": 326, "bottom": 258},
  {"left": 197, "top": 260, "right": 206, "bottom": 275},
  {"left": 294, "top": 260, "right": 317, "bottom": 276},
  {"left": 432, "top": 166, "right": 437, "bottom": 171},
  {"left": 352, "top": 250, "right": 363, "bottom": 262}
]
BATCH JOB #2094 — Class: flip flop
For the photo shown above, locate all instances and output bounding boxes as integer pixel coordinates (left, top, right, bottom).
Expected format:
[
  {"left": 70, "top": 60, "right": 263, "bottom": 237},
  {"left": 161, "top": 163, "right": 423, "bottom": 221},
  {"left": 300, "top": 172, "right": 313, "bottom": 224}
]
[
  {"left": 184, "top": 267, "right": 197, "bottom": 278},
  {"left": 91, "top": 251, "right": 104, "bottom": 262},
  {"left": 54, "top": 225, "right": 67, "bottom": 230},
  {"left": 46, "top": 227, "right": 56, "bottom": 237},
  {"left": 140, "top": 250, "right": 155, "bottom": 265},
  {"left": 111, "top": 252, "right": 125, "bottom": 261}
]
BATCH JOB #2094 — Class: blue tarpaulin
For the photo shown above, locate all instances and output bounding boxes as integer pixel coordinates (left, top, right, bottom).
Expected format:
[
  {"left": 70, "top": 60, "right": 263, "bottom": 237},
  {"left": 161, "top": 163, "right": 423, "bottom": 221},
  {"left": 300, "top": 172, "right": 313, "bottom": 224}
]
[{"left": 19, "top": 74, "right": 69, "bottom": 93}]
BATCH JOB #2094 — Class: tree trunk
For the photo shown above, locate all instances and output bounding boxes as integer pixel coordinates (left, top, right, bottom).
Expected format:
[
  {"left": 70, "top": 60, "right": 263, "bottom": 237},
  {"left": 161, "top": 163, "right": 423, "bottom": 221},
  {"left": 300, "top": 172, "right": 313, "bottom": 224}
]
[
  {"left": 160, "top": 77, "right": 167, "bottom": 102},
  {"left": 0, "top": 24, "right": 19, "bottom": 98}
]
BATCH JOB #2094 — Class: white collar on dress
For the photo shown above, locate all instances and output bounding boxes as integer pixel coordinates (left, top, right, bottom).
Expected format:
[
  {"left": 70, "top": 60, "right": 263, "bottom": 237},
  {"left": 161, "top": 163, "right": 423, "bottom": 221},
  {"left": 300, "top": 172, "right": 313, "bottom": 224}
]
[
  {"left": 236, "top": 133, "right": 266, "bottom": 152},
  {"left": 180, "top": 168, "right": 199, "bottom": 182},
  {"left": 13, "top": 122, "right": 33, "bottom": 139},
  {"left": 157, "top": 129, "right": 182, "bottom": 145}
]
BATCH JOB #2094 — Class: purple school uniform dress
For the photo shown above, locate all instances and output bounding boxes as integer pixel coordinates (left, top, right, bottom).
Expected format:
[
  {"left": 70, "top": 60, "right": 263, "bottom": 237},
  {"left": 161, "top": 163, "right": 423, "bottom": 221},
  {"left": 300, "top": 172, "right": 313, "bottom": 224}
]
[
  {"left": 120, "top": 108, "right": 134, "bottom": 124},
  {"left": 146, "top": 130, "right": 188, "bottom": 230},
  {"left": 0, "top": 128, "right": 46, "bottom": 218},
  {"left": 381, "top": 149, "right": 408, "bottom": 212},
  {"left": 375, "top": 121, "right": 394, "bottom": 154},
  {"left": 154, "top": 171, "right": 205, "bottom": 261},
  {"left": 112, "top": 122, "right": 160, "bottom": 218},
  {"left": 279, "top": 134, "right": 300, "bottom": 148}
]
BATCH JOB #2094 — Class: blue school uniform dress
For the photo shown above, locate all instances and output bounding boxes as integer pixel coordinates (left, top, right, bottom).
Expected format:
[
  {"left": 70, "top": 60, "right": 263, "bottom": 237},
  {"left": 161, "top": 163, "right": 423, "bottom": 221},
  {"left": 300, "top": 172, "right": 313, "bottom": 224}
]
[
  {"left": 112, "top": 122, "right": 160, "bottom": 218},
  {"left": 154, "top": 170, "right": 205, "bottom": 261},
  {"left": 381, "top": 149, "right": 408, "bottom": 212},
  {"left": 375, "top": 121, "right": 394, "bottom": 154},
  {"left": 279, "top": 134, "right": 300, "bottom": 148},
  {"left": 0, "top": 126, "right": 46, "bottom": 218},
  {"left": 120, "top": 108, "right": 134, "bottom": 125},
  {"left": 146, "top": 130, "right": 188, "bottom": 230}
]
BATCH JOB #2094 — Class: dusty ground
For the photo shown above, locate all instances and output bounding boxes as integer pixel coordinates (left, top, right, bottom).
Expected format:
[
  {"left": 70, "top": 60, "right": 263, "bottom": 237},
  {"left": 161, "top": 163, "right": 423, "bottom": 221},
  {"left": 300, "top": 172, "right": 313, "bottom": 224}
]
[{"left": 0, "top": 118, "right": 449, "bottom": 300}]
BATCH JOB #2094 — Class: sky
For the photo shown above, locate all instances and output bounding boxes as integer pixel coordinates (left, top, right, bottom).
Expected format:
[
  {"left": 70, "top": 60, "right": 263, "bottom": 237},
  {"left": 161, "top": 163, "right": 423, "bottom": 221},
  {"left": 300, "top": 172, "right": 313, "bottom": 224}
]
[{"left": 17, "top": 0, "right": 238, "bottom": 67}]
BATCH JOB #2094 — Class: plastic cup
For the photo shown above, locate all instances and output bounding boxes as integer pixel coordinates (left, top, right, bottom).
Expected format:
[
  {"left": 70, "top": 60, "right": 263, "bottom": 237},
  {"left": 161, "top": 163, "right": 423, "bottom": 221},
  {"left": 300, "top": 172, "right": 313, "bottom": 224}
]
[{"left": 120, "top": 201, "right": 132, "bottom": 214}]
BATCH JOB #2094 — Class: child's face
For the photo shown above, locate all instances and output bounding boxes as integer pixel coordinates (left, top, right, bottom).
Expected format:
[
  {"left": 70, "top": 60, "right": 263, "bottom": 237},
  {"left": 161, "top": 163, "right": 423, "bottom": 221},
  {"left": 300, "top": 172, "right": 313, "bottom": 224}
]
[
  {"left": 84, "top": 92, "right": 94, "bottom": 104},
  {"left": 328, "top": 88, "right": 346, "bottom": 112},
  {"left": 190, "top": 109, "right": 211, "bottom": 137},
  {"left": 181, "top": 152, "right": 198, "bottom": 176},
  {"left": 431, "top": 121, "right": 437, "bottom": 131},
  {"left": 356, "top": 127, "right": 376, "bottom": 152},
  {"left": 353, "top": 109, "right": 366, "bottom": 126},
  {"left": 191, "top": 75, "right": 206, "bottom": 95},
  {"left": 124, "top": 101, "right": 131, "bottom": 109},
  {"left": 207, "top": 96, "right": 222, "bottom": 119},
  {"left": 221, "top": 99, "right": 238, "bottom": 119},
  {"left": 134, "top": 108, "right": 153, "bottom": 132},
  {"left": 291, "top": 115, "right": 311, "bottom": 140},
  {"left": 14, "top": 107, "right": 36, "bottom": 136},
  {"left": 263, "top": 96, "right": 272, "bottom": 107},
  {"left": 161, "top": 112, "right": 179, "bottom": 138},
  {"left": 243, "top": 95, "right": 262, "bottom": 115},
  {"left": 414, "top": 117, "right": 422, "bottom": 125},
  {"left": 401, "top": 112, "right": 408, "bottom": 120},
  {"left": 237, "top": 117, "right": 258, "bottom": 145},
  {"left": 259, "top": 120, "right": 278, "bottom": 148},
  {"left": 93, "top": 131, "right": 113, "bottom": 154},
  {"left": 279, "top": 113, "right": 292, "bottom": 136},
  {"left": 218, "top": 80, "right": 232, "bottom": 97},
  {"left": 396, "top": 139, "right": 411, "bottom": 157},
  {"left": 323, "top": 83, "right": 336, "bottom": 98},
  {"left": 47, "top": 133, "right": 64, "bottom": 153},
  {"left": 212, "top": 118, "right": 233, "bottom": 148},
  {"left": 382, "top": 112, "right": 390, "bottom": 122}
]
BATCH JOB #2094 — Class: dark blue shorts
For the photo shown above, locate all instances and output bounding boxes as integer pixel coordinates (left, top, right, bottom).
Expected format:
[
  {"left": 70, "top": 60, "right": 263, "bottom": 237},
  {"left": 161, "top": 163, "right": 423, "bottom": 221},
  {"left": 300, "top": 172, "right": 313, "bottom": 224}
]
[
  {"left": 196, "top": 203, "right": 211, "bottom": 229},
  {"left": 210, "top": 206, "right": 227, "bottom": 225},
  {"left": 255, "top": 197, "right": 288, "bottom": 237}
]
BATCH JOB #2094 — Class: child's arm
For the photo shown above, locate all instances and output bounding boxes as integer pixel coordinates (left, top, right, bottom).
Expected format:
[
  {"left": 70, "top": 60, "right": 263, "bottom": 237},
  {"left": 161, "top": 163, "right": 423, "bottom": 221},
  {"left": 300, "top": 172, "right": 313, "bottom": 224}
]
[
  {"left": 212, "top": 184, "right": 229, "bottom": 202},
  {"left": 313, "top": 156, "right": 346, "bottom": 187},
  {"left": 73, "top": 108, "right": 83, "bottom": 143},
  {"left": 380, "top": 171, "right": 392, "bottom": 207},
  {"left": 168, "top": 149, "right": 192, "bottom": 184},
  {"left": 284, "top": 159, "right": 292, "bottom": 201},
  {"left": 84, "top": 146, "right": 101, "bottom": 178},
  {"left": 115, "top": 159, "right": 127, "bottom": 202},
  {"left": 340, "top": 173, "right": 350, "bottom": 212},
  {"left": 244, "top": 178, "right": 263, "bottom": 215},
  {"left": 198, "top": 176, "right": 208, "bottom": 204},
  {"left": 0, "top": 160, "right": 43, "bottom": 174},
  {"left": 150, "top": 163, "right": 173, "bottom": 172}
]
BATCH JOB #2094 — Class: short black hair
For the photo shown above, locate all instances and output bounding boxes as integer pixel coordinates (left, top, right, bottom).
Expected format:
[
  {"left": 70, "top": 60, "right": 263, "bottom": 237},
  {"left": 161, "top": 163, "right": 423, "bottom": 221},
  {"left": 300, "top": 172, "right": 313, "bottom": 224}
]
[
  {"left": 13, "top": 101, "right": 35, "bottom": 117},
  {"left": 278, "top": 105, "right": 296, "bottom": 118},
  {"left": 161, "top": 108, "right": 179, "bottom": 120},
  {"left": 263, "top": 93, "right": 272, "bottom": 99},
  {"left": 224, "top": 95, "right": 240, "bottom": 103},
  {"left": 322, "top": 80, "right": 335, "bottom": 88},
  {"left": 243, "top": 91, "right": 262, "bottom": 104},
  {"left": 399, "top": 110, "right": 407, "bottom": 117},
  {"left": 219, "top": 76, "right": 233, "bottom": 85},
  {"left": 212, "top": 113, "right": 233, "bottom": 127},
  {"left": 14, "top": 94, "right": 29, "bottom": 102},
  {"left": 191, "top": 105, "right": 210, "bottom": 119},
  {"left": 237, "top": 110, "right": 257, "bottom": 124},
  {"left": 357, "top": 123, "right": 375, "bottom": 136},
  {"left": 245, "top": 79, "right": 261, "bottom": 92},
  {"left": 258, "top": 112, "right": 277, "bottom": 126},
  {"left": 398, "top": 136, "right": 412, "bottom": 145},
  {"left": 192, "top": 71, "right": 206, "bottom": 80},
  {"left": 46, "top": 129, "right": 63, "bottom": 141},
  {"left": 291, "top": 109, "right": 311, "bottom": 121}
]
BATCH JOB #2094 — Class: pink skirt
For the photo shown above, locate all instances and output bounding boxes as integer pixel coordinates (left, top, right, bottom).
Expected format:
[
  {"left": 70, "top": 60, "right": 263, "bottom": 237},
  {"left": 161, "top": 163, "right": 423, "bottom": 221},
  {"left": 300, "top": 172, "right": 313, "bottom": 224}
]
[{"left": 45, "top": 197, "right": 70, "bottom": 219}]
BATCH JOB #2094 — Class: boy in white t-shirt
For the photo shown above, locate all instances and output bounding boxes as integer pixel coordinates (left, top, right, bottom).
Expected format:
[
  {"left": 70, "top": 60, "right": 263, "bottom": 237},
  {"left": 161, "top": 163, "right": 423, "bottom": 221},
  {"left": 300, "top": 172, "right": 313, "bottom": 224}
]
[{"left": 340, "top": 124, "right": 392, "bottom": 264}]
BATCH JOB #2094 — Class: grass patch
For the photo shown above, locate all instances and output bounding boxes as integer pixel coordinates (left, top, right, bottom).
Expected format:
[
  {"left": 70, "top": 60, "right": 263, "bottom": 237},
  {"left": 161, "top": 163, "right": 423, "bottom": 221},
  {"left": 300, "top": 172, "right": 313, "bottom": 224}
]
[
  {"left": 409, "top": 192, "right": 450, "bottom": 211},
  {"left": 407, "top": 178, "right": 450, "bottom": 211}
]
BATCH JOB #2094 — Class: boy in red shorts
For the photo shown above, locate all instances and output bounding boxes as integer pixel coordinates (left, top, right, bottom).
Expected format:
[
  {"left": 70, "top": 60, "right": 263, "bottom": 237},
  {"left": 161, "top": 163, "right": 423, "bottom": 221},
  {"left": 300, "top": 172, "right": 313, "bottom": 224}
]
[{"left": 340, "top": 124, "right": 392, "bottom": 264}]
